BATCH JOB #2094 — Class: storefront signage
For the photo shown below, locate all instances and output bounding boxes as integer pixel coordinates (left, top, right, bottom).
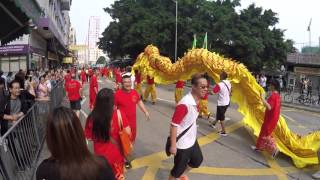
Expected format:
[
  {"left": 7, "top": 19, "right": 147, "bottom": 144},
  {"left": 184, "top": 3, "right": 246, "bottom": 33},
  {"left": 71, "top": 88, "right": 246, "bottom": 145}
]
[
  {"left": 294, "top": 67, "right": 320, "bottom": 76},
  {"left": 63, "top": 57, "right": 73, "bottom": 64},
  {"left": 0, "top": 45, "right": 29, "bottom": 55}
]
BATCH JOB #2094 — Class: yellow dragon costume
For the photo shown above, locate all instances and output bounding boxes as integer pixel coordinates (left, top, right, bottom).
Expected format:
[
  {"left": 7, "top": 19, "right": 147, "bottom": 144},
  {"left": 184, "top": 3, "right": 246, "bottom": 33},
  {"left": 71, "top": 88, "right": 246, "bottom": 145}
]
[{"left": 133, "top": 45, "right": 320, "bottom": 168}]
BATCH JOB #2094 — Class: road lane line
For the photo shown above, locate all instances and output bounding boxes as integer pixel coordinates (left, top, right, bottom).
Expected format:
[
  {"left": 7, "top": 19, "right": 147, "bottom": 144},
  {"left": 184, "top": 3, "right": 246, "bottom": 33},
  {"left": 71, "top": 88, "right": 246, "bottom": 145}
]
[
  {"left": 81, "top": 109, "right": 88, "bottom": 118},
  {"left": 281, "top": 114, "right": 307, "bottom": 129},
  {"left": 81, "top": 97, "right": 86, "bottom": 105},
  {"left": 156, "top": 97, "right": 175, "bottom": 103}
]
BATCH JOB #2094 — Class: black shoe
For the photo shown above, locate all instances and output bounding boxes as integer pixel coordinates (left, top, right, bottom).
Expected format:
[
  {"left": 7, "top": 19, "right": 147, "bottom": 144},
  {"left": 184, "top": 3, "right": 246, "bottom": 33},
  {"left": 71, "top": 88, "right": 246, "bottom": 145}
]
[
  {"left": 152, "top": 102, "right": 155, "bottom": 105},
  {"left": 125, "top": 161, "right": 132, "bottom": 169}
]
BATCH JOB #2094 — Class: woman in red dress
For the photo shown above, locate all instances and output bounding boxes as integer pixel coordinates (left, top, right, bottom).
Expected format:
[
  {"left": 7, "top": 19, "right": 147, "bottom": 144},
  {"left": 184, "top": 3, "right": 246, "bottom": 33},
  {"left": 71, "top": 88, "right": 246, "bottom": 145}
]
[
  {"left": 85, "top": 88, "right": 131, "bottom": 180},
  {"left": 80, "top": 68, "right": 87, "bottom": 85},
  {"left": 89, "top": 69, "right": 99, "bottom": 110},
  {"left": 253, "top": 79, "right": 281, "bottom": 158}
]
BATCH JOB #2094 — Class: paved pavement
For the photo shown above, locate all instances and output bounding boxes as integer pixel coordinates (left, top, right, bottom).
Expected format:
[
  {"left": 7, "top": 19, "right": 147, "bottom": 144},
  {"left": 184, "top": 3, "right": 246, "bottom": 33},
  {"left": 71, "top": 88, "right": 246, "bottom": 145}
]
[{"left": 37, "top": 77, "right": 320, "bottom": 180}]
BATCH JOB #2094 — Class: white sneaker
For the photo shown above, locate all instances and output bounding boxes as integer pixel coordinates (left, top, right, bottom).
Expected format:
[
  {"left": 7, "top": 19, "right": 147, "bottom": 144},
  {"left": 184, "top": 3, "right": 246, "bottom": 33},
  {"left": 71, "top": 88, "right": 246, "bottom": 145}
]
[
  {"left": 251, "top": 145, "right": 257, "bottom": 150},
  {"left": 312, "top": 171, "right": 320, "bottom": 179}
]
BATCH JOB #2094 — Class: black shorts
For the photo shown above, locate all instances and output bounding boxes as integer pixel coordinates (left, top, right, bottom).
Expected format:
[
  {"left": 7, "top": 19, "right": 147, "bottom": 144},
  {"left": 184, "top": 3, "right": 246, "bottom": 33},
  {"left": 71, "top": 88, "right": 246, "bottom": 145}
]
[
  {"left": 216, "top": 105, "right": 229, "bottom": 121},
  {"left": 171, "top": 141, "right": 203, "bottom": 178},
  {"left": 70, "top": 100, "right": 81, "bottom": 110}
]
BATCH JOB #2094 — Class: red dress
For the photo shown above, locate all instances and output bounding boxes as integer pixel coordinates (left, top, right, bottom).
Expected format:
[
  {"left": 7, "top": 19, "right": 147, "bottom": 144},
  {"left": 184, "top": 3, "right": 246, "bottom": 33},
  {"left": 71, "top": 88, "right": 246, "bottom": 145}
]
[
  {"left": 256, "top": 92, "right": 281, "bottom": 154},
  {"left": 80, "top": 70, "right": 86, "bottom": 84},
  {"left": 84, "top": 110, "right": 129, "bottom": 179},
  {"left": 114, "top": 89, "right": 140, "bottom": 142},
  {"left": 89, "top": 75, "right": 98, "bottom": 109}
]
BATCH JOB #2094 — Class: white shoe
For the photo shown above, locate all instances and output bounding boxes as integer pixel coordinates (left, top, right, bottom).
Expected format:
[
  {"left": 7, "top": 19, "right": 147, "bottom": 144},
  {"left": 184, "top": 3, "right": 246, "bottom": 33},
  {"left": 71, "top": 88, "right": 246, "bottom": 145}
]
[
  {"left": 312, "top": 171, "right": 320, "bottom": 179},
  {"left": 250, "top": 145, "right": 261, "bottom": 152}
]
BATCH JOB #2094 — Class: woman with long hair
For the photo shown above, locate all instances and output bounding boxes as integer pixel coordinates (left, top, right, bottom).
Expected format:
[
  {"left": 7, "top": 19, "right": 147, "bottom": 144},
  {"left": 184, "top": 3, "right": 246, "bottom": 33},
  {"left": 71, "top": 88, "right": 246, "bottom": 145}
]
[
  {"left": 252, "top": 79, "right": 281, "bottom": 158},
  {"left": 85, "top": 88, "right": 131, "bottom": 180},
  {"left": 36, "top": 107, "right": 115, "bottom": 180}
]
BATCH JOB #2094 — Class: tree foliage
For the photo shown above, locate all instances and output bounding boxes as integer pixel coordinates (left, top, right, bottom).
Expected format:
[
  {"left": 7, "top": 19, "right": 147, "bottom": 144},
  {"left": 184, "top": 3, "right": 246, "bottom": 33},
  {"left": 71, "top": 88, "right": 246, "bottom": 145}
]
[
  {"left": 98, "top": 0, "right": 294, "bottom": 71},
  {"left": 96, "top": 56, "right": 107, "bottom": 64}
]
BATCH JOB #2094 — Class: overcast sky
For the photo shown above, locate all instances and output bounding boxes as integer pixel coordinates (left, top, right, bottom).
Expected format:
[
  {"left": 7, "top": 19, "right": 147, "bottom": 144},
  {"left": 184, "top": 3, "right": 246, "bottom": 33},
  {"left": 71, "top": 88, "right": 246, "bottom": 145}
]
[{"left": 70, "top": 0, "right": 320, "bottom": 49}]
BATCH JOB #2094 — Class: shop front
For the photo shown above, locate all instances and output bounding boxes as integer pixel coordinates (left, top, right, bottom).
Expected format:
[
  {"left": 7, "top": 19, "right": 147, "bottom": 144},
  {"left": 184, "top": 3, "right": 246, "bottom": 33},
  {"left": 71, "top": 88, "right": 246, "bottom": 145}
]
[{"left": 0, "top": 44, "right": 46, "bottom": 72}]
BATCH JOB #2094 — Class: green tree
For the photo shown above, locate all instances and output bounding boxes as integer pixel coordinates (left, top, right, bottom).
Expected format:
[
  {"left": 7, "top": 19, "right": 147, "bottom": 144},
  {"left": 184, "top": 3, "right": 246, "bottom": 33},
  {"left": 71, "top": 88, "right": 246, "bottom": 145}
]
[
  {"left": 96, "top": 56, "right": 107, "bottom": 65},
  {"left": 99, "top": 0, "right": 294, "bottom": 71}
]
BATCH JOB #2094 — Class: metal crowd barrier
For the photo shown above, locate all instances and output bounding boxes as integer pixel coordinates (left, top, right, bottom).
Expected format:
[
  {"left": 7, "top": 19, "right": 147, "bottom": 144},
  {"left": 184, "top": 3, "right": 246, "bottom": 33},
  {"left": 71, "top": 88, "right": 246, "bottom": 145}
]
[
  {"left": 0, "top": 80, "right": 65, "bottom": 180},
  {"left": 49, "top": 80, "right": 65, "bottom": 110}
]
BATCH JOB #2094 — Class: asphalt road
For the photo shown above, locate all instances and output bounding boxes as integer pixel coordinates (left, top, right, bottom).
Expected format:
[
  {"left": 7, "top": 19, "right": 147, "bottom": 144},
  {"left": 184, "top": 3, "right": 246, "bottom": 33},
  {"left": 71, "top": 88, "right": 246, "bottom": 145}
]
[{"left": 39, "top": 77, "right": 320, "bottom": 180}]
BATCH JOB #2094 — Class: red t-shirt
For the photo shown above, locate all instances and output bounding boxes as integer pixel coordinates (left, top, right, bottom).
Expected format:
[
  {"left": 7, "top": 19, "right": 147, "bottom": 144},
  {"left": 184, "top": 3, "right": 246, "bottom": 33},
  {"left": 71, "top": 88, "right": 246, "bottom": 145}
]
[
  {"left": 114, "top": 89, "right": 140, "bottom": 128},
  {"left": 65, "top": 79, "right": 82, "bottom": 101},
  {"left": 176, "top": 80, "right": 185, "bottom": 88},
  {"left": 115, "top": 70, "right": 122, "bottom": 83},
  {"left": 147, "top": 76, "right": 154, "bottom": 85},
  {"left": 135, "top": 73, "right": 141, "bottom": 84}
]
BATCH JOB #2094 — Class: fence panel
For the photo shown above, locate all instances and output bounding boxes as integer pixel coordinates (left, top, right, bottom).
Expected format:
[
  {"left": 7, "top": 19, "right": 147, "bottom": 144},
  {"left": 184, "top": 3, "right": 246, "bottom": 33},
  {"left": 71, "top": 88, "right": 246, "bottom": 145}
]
[{"left": 0, "top": 80, "right": 65, "bottom": 180}]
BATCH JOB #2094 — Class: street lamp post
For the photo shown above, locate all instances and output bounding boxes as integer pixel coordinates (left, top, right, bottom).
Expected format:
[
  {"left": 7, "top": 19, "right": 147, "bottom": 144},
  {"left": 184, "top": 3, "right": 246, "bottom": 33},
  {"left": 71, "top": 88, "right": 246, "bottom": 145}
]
[{"left": 172, "top": 0, "right": 178, "bottom": 63}]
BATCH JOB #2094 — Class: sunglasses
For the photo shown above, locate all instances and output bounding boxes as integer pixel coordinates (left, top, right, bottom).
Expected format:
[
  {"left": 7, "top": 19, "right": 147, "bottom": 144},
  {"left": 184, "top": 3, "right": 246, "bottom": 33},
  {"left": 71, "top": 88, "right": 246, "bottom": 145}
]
[{"left": 199, "top": 86, "right": 208, "bottom": 89}]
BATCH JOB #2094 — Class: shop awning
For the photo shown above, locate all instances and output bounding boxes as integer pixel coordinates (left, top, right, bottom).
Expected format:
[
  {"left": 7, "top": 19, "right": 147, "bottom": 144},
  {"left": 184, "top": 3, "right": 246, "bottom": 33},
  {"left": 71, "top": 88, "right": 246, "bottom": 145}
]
[{"left": 0, "top": 0, "right": 42, "bottom": 45}]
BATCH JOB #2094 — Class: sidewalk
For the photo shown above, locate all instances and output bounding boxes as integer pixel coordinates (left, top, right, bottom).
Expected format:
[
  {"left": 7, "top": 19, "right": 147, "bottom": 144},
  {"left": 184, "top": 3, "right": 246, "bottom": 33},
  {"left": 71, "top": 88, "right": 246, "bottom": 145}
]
[{"left": 282, "top": 102, "right": 320, "bottom": 113}]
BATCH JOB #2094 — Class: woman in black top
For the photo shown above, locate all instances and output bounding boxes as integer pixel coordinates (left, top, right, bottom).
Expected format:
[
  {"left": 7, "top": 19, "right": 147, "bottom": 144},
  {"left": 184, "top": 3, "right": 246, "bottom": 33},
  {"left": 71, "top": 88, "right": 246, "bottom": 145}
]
[{"left": 36, "top": 107, "right": 115, "bottom": 180}]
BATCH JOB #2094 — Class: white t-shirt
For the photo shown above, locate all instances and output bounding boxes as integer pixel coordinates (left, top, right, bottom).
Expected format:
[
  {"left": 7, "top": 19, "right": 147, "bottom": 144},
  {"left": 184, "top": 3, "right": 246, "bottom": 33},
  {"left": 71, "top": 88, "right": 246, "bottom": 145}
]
[
  {"left": 259, "top": 76, "right": 267, "bottom": 87},
  {"left": 217, "top": 80, "right": 231, "bottom": 106},
  {"left": 171, "top": 92, "right": 199, "bottom": 149}
]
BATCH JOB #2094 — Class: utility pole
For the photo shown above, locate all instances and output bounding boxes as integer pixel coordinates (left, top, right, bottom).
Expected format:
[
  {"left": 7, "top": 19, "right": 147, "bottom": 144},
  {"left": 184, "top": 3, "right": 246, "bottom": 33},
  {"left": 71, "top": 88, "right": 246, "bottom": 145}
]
[
  {"left": 307, "top": 18, "right": 312, "bottom": 47},
  {"left": 171, "top": 0, "right": 178, "bottom": 62},
  {"left": 174, "top": 0, "right": 178, "bottom": 62}
]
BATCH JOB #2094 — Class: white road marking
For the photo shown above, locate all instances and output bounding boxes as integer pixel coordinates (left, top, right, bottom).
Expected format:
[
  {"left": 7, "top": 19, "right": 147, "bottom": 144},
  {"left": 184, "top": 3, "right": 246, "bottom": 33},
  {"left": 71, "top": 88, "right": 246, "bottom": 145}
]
[
  {"left": 81, "top": 97, "right": 86, "bottom": 105},
  {"left": 156, "top": 98, "right": 175, "bottom": 104},
  {"left": 81, "top": 109, "right": 88, "bottom": 118}
]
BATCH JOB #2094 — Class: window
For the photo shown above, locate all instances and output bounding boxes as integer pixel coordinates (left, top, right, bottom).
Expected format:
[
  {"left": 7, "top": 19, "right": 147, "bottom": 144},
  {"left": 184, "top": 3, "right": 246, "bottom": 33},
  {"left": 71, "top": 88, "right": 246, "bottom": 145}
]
[
  {"left": 0, "top": 56, "right": 27, "bottom": 73},
  {"left": 10, "top": 61, "right": 19, "bottom": 72},
  {"left": 1, "top": 60, "right": 9, "bottom": 72}
]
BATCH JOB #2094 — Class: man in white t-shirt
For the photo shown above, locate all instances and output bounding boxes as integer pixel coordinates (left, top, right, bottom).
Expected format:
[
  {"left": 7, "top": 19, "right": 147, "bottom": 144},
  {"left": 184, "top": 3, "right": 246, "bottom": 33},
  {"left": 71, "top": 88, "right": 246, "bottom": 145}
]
[
  {"left": 211, "top": 71, "right": 231, "bottom": 136},
  {"left": 168, "top": 73, "right": 207, "bottom": 180},
  {"left": 259, "top": 74, "right": 267, "bottom": 91}
]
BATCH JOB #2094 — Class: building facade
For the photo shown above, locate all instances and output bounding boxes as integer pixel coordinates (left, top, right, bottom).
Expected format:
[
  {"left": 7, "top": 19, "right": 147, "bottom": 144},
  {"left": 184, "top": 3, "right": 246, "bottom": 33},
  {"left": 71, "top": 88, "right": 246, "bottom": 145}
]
[
  {"left": 87, "top": 16, "right": 100, "bottom": 64},
  {"left": 0, "top": 0, "right": 72, "bottom": 72},
  {"left": 286, "top": 53, "right": 320, "bottom": 91}
]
